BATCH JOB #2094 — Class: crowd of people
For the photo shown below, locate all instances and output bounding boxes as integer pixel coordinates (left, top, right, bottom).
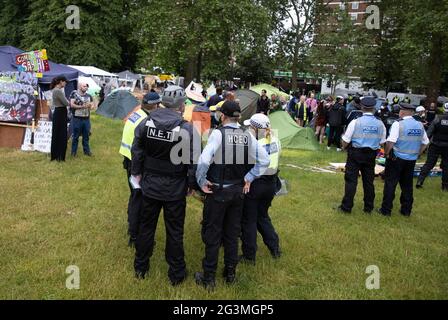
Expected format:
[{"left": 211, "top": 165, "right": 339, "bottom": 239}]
[
  {"left": 119, "top": 85, "right": 282, "bottom": 290},
  {"left": 48, "top": 74, "right": 447, "bottom": 290}
]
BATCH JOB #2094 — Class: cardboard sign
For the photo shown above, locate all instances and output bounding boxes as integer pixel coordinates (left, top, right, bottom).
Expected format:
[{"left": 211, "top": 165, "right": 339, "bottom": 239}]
[
  {"left": 15, "top": 49, "right": 50, "bottom": 73},
  {"left": 0, "top": 71, "right": 38, "bottom": 123},
  {"left": 21, "top": 120, "right": 52, "bottom": 153}
]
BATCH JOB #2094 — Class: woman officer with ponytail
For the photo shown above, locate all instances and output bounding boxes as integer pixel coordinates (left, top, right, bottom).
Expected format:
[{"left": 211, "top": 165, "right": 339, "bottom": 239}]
[{"left": 240, "top": 114, "right": 282, "bottom": 265}]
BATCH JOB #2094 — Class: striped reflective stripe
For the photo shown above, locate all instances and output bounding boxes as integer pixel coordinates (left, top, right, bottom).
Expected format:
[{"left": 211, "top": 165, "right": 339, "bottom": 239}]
[{"left": 121, "top": 142, "right": 131, "bottom": 151}]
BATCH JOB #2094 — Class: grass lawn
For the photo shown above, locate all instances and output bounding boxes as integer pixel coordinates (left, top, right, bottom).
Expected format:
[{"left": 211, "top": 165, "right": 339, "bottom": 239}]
[{"left": 0, "top": 114, "right": 447, "bottom": 300}]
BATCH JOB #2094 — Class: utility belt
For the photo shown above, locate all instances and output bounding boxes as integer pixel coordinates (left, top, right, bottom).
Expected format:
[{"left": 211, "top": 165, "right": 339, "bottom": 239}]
[
  {"left": 349, "top": 146, "right": 378, "bottom": 153},
  {"left": 144, "top": 156, "right": 187, "bottom": 177}
]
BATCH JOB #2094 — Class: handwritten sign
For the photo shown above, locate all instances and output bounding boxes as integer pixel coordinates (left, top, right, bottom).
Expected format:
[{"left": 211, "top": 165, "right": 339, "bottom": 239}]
[
  {"left": 0, "top": 71, "right": 38, "bottom": 123},
  {"left": 21, "top": 120, "right": 52, "bottom": 153},
  {"left": 15, "top": 49, "right": 50, "bottom": 73}
]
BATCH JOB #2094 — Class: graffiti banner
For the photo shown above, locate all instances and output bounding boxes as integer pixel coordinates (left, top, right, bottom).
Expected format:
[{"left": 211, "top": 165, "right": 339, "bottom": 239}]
[{"left": 0, "top": 72, "right": 38, "bottom": 123}]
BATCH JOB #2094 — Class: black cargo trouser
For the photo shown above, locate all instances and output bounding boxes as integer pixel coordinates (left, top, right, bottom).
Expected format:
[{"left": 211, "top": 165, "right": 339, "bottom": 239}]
[
  {"left": 381, "top": 157, "right": 416, "bottom": 216},
  {"left": 201, "top": 186, "right": 244, "bottom": 276},
  {"left": 134, "top": 196, "right": 187, "bottom": 282},
  {"left": 341, "top": 148, "right": 377, "bottom": 212},
  {"left": 124, "top": 157, "right": 142, "bottom": 239},
  {"left": 328, "top": 126, "right": 343, "bottom": 148},
  {"left": 418, "top": 144, "right": 448, "bottom": 188},
  {"left": 241, "top": 177, "right": 279, "bottom": 260}
]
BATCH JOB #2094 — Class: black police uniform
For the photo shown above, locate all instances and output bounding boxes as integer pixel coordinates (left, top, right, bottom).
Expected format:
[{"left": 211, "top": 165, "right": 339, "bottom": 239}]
[
  {"left": 198, "top": 126, "right": 255, "bottom": 286},
  {"left": 339, "top": 103, "right": 385, "bottom": 213},
  {"left": 131, "top": 108, "right": 195, "bottom": 285},
  {"left": 417, "top": 113, "right": 448, "bottom": 190},
  {"left": 385, "top": 107, "right": 400, "bottom": 136}
]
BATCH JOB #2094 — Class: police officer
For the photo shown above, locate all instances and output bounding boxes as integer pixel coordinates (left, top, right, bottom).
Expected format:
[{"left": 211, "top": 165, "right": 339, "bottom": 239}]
[
  {"left": 346, "top": 96, "right": 364, "bottom": 125},
  {"left": 385, "top": 103, "right": 400, "bottom": 136},
  {"left": 240, "top": 114, "right": 281, "bottom": 264},
  {"left": 337, "top": 97, "right": 386, "bottom": 214},
  {"left": 131, "top": 86, "right": 197, "bottom": 285},
  {"left": 378, "top": 103, "right": 429, "bottom": 217},
  {"left": 195, "top": 101, "right": 269, "bottom": 290},
  {"left": 119, "top": 92, "right": 161, "bottom": 247},
  {"left": 416, "top": 102, "right": 448, "bottom": 191}
]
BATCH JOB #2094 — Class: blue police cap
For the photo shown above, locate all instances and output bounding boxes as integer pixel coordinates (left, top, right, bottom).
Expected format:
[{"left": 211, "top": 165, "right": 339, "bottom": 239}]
[
  {"left": 399, "top": 102, "right": 416, "bottom": 110},
  {"left": 360, "top": 96, "right": 376, "bottom": 108}
]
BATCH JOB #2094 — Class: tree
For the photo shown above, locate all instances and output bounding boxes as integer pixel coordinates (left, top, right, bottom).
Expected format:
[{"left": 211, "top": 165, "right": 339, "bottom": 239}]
[
  {"left": 21, "top": 0, "right": 125, "bottom": 70},
  {"left": 309, "top": 7, "right": 366, "bottom": 95},
  {"left": 275, "top": 0, "right": 333, "bottom": 90},
  {"left": 133, "top": 0, "right": 276, "bottom": 83},
  {"left": 0, "top": 0, "right": 30, "bottom": 47}
]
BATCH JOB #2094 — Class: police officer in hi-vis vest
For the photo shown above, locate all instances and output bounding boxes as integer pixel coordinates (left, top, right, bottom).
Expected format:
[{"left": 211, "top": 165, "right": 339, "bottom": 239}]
[
  {"left": 379, "top": 103, "right": 429, "bottom": 217},
  {"left": 337, "top": 97, "right": 387, "bottom": 214},
  {"left": 417, "top": 102, "right": 448, "bottom": 191},
  {"left": 195, "top": 101, "right": 269, "bottom": 290},
  {"left": 240, "top": 113, "right": 282, "bottom": 265},
  {"left": 131, "top": 86, "right": 197, "bottom": 286},
  {"left": 119, "top": 92, "right": 161, "bottom": 247}
]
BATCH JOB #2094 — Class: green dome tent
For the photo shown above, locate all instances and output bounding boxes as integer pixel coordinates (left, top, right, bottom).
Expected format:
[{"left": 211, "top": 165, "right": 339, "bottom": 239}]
[
  {"left": 96, "top": 90, "right": 140, "bottom": 120},
  {"left": 268, "top": 111, "right": 319, "bottom": 151},
  {"left": 250, "top": 84, "right": 290, "bottom": 99}
]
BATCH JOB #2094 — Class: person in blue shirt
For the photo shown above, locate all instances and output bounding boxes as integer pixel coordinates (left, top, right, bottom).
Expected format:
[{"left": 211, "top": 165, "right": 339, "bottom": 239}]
[
  {"left": 337, "top": 97, "right": 386, "bottom": 214},
  {"left": 195, "top": 101, "right": 269, "bottom": 290},
  {"left": 378, "top": 103, "right": 430, "bottom": 217}
]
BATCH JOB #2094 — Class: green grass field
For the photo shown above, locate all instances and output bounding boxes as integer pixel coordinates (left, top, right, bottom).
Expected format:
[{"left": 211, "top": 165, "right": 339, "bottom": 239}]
[{"left": 1, "top": 114, "right": 447, "bottom": 300}]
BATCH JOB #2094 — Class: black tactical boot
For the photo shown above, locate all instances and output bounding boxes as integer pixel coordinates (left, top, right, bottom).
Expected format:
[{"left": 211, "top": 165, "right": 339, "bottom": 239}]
[
  {"left": 223, "top": 266, "right": 236, "bottom": 284},
  {"left": 416, "top": 178, "right": 424, "bottom": 189},
  {"left": 195, "top": 272, "right": 216, "bottom": 291}
]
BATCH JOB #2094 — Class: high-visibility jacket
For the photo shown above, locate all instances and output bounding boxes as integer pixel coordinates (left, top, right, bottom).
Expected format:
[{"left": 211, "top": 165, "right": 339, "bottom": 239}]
[
  {"left": 259, "top": 135, "right": 281, "bottom": 176},
  {"left": 119, "top": 109, "right": 147, "bottom": 160}
]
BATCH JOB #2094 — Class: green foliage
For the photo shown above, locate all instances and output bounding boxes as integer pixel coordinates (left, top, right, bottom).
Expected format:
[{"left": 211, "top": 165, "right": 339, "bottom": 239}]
[
  {"left": 309, "top": 8, "right": 366, "bottom": 94},
  {"left": 0, "top": 0, "right": 30, "bottom": 47},
  {"left": 20, "top": 0, "right": 125, "bottom": 70}
]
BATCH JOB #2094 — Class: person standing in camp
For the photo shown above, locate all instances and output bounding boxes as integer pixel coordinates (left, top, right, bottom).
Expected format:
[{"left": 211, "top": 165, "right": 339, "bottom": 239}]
[
  {"left": 257, "top": 90, "right": 270, "bottom": 115},
  {"left": 70, "top": 82, "right": 93, "bottom": 157},
  {"left": 337, "top": 97, "right": 386, "bottom": 214},
  {"left": 306, "top": 92, "right": 318, "bottom": 121},
  {"left": 269, "top": 94, "right": 282, "bottom": 113},
  {"left": 119, "top": 92, "right": 161, "bottom": 247},
  {"left": 131, "top": 86, "right": 197, "bottom": 286},
  {"left": 416, "top": 103, "right": 448, "bottom": 191},
  {"left": 314, "top": 100, "right": 328, "bottom": 144},
  {"left": 195, "top": 101, "right": 269, "bottom": 290},
  {"left": 207, "top": 87, "right": 224, "bottom": 108},
  {"left": 378, "top": 103, "right": 429, "bottom": 217},
  {"left": 327, "top": 96, "right": 345, "bottom": 151},
  {"left": 240, "top": 113, "right": 282, "bottom": 264},
  {"left": 50, "top": 76, "right": 69, "bottom": 162},
  {"left": 295, "top": 95, "right": 309, "bottom": 127}
]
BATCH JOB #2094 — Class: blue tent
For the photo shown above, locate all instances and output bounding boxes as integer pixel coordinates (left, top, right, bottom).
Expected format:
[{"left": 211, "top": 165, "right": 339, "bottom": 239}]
[{"left": 0, "top": 46, "right": 81, "bottom": 95}]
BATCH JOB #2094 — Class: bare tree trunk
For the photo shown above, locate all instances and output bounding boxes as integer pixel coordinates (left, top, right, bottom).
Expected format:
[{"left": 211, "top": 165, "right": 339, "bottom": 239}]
[
  {"left": 185, "top": 56, "right": 196, "bottom": 87},
  {"left": 425, "top": 35, "right": 442, "bottom": 107},
  {"left": 291, "top": 27, "right": 301, "bottom": 91},
  {"left": 196, "top": 49, "right": 203, "bottom": 83}
]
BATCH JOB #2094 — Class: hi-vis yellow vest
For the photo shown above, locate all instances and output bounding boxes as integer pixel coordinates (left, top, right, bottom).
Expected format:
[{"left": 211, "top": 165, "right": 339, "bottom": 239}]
[
  {"left": 259, "top": 135, "right": 281, "bottom": 176},
  {"left": 119, "top": 109, "right": 147, "bottom": 160}
]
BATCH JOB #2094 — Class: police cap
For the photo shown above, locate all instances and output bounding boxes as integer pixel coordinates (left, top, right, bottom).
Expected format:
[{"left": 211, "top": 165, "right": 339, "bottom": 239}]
[
  {"left": 218, "top": 101, "right": 241, "bottom": 117},
  {"left": 360, "top": 96, "right": 376, "bottom": 109},
  {"left": 399, "top": 102, "right": 416, "bottom": 110}
]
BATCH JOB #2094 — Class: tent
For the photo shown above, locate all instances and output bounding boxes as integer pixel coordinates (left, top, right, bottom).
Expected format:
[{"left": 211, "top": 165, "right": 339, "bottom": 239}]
[
  {"left": 0, "top": 46, "right": 81, "bottom": 94},
  {"left": 269, "top": 111, "right": 319, "bottom": 151},
  {"left": 117, "top": 70, "right": 143, "bottom": 91},
  {"left": 250, "top": 83, "right": 290, "bottom": 99},
  {"left": 96, "top": 90, "right": 140, "bottom": 120},
  {"left": 235, "top": 89, "right": 259, "bottom": 122}
]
